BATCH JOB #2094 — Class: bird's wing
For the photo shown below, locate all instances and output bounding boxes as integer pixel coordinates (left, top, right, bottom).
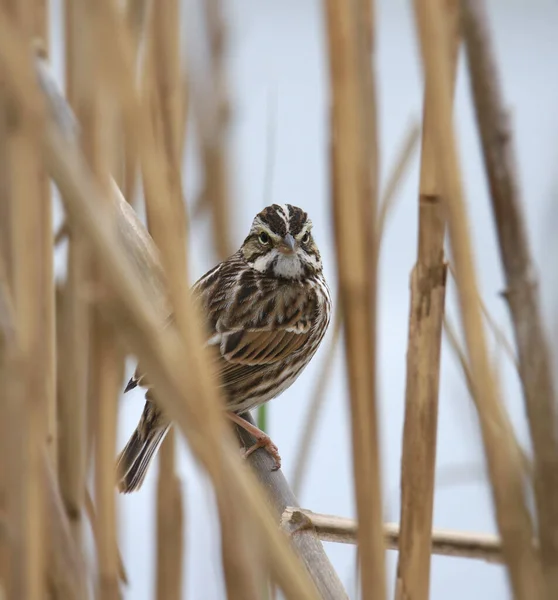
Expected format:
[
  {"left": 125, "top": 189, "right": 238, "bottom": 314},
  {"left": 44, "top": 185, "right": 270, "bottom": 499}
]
[{"left": 211, "top": 320, "right": 314, "bottom": 390}]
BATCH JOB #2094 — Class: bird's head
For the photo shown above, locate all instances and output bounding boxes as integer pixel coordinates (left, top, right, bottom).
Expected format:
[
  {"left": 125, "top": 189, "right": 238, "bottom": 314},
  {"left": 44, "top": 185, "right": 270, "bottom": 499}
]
[{"left": 241, "top": 204, "right": 322, "bottom": 280}]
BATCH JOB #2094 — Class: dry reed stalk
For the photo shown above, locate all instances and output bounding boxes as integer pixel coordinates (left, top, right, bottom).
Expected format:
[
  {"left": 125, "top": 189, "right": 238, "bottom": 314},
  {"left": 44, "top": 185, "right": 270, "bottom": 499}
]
[
  {"left": 57, "top": 0, "right": 90, "bottom": 568},
  {"left": 282, "top": 508, "right": 510, "bottom": 564},
  {"left": 155, "top": 427, "right": 184, "bottom": 600},
  {"left": 123, "top": 0, "right": 152, "bottom": 204},
  {"left": 32, "top": 4, "right": 57, "bottom": 474},
  {"left": 85, "top": 490, "right": 128, "bottom": 585},
  {"left": 395, "top": 3, "right": 459, "bottom": 599},
  {"left": 412, "top": 0, "right": 545, "bottom": 597},
  {"left": 237, "top": 415, "right": 349, "bottom": 600},
  {"left": 147, "top": 3, "right": 185, "bottom": 598},
  {"left": 84, "top": 33, "right": 124, "bottom": 600},
  {"left": 323, "top": 0, "right": 386, "bottom": 598},
  {"left": 195, "top": 0, "right": 233, "bottom": 260},
  {"left": 0, "top": 38, "right": 12, "bottom": 592},
  {"left": 44, "top": 452, "right": 88, "bottom": 599},
  {"left": 0, "top": 3, "right": 46, "bottom": 597},
  {"left": 461, "top": 2, "right": 558, "bottom": 596}
]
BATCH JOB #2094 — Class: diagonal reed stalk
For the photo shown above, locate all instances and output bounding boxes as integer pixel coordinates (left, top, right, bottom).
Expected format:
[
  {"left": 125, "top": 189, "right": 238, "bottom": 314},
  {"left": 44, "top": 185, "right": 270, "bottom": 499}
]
[
  {"left": 460, "top": 2, "right": 558, "bottom": 597},
  {"left": 395, "top": 2, "right": 459, "bottom": 599},
  {"left": 412, "top": 0, "right": 545, "bottom": 597}
]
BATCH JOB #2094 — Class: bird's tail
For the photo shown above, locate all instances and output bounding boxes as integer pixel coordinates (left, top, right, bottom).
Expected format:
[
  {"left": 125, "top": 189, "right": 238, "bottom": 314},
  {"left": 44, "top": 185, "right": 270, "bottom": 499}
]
[{"left": 116, "top": 420, "right": 170, "bottom": 494}]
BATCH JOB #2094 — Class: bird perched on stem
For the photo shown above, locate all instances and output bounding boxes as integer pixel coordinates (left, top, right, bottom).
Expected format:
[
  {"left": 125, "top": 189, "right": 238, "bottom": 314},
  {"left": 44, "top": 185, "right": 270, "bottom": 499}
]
[{"left": 117, "top": 204, "right": 331, "bottom": 493}]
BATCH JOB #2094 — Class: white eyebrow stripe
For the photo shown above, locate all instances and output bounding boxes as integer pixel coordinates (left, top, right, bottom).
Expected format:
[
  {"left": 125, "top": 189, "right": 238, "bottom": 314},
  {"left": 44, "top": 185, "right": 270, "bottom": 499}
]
[{"left": 278, "top": 204, "right": 290, "bottom": 233}]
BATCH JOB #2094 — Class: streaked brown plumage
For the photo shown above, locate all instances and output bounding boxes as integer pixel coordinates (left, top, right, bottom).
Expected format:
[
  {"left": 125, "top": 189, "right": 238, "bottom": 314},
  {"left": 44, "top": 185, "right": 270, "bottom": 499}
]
[{"left": 117, "top": 204, "right": 331, "bottom": 493}]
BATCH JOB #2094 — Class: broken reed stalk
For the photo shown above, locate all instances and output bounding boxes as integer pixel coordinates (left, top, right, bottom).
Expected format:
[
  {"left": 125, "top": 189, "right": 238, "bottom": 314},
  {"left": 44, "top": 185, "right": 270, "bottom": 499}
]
[
  {"left": 461, "top": 2, "right": 558, "bottom": 596},
  {"left": 282, "top": 508, "right": 508, "bottom": 565},
  {"left": 395, "top": 3, "right": 459, "bottom": 600},
  {"left": 147, "top": 2, "right": 185, "bottom": 599},
  {"left": 412, "top": 0, "right": 545, "bottom": 597},
  {"left": 323, "top": 0, "right": 386, "bottom": 598}
]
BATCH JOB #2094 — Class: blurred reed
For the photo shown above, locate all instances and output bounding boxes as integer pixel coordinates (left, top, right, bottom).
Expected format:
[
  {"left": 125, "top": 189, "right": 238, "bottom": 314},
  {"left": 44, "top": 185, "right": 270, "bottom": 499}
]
[{"left": 0, "top": 0, "right": 556, "bottom": 599}]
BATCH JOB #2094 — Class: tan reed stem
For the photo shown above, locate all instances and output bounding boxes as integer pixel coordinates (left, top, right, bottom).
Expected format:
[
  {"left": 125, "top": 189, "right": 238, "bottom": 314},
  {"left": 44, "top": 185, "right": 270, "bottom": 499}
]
[
  {"left": 44, "top": 451, "right": 88, "bottom": 599},
  {"left": 0, "top": 19, "right": 12, "bottom": 593},
  {"left": 57, "top": 1, "right": 90, "bottom": 571},
  {"left": 146, "top": 3, "right": 186, "bottom": 598},
  {"left": 122, "top": 0, "right": 152, "bottom": 204},
  {"left": 196, "top": 0, "right": 233, "bottom": 260},
  {"left": 461, "top": 2, "right": 558, "bottom": 596},
  {"left": 395, "top": 3, "right": 459, "bottom": 600},
  {"left": 32, "top": 2, "right": 57, "bottom": 475},
  {"left": 238, "top": 414, "right": 349, "bottom": 600},
  {"left": 412, "top": 0, "right": 545, "bottom": 597},
  {"left": 323, "top": 1, "right": 386, "bottom": 598},
  {"left": 282, "top": 508, "right": 510, "bottom": 564},
  {"left": 85, "top": 28, "right": 124, "bottom": 600},
  {"left": 0, "top": 3, "right": 46, "bottom": 597}
]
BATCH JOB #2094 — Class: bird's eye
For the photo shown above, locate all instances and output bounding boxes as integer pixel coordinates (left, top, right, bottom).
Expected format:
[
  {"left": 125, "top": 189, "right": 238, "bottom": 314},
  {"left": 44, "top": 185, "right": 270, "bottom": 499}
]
[
  {"left": 301, "top": 232, "right": 310, "bottom": 244},
  {"left": 258, "top": 231, "right": 270, "bottom": 245}
]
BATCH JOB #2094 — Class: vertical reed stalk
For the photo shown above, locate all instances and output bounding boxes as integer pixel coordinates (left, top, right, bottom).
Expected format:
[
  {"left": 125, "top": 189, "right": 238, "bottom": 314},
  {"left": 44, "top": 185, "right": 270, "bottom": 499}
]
[
  {"left": 33, "top": 0, "right": 57, "bottom": 474},
  {"left": 149, "top": 2, "right": 185, "bottom": 598},
  {"left": 86, "top": 13, "right": 124, "bottom": 600},
  {"left": 1, "top": 2, "right": 46, "bottom": 597},
  {"left": 199, "top": 0, "right": 233, "bottom": 260},
  {"left": 412, "top": 0, "right": 545, "bottom": 597},
  {"left": 57, "top": 2, "right": 90, "bottom": 573},
  {"left": 323, "top": 0, "right": 386, "bottom": 598},
  {"left": 395, "top": 2, "right": 459, "bottom": 599}
]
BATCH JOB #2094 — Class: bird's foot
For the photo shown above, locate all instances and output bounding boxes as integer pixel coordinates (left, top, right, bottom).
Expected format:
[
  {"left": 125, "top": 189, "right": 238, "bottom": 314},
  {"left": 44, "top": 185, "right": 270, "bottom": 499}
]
[{"left": 227, "top": 412, "right": 282, "bottom": 471}]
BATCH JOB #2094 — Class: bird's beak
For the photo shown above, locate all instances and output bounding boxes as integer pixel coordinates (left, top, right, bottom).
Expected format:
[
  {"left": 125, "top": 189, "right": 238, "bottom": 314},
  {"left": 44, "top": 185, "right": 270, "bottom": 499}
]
[{"left": 278, "top": 233, "right": 296, "bottom": 255}]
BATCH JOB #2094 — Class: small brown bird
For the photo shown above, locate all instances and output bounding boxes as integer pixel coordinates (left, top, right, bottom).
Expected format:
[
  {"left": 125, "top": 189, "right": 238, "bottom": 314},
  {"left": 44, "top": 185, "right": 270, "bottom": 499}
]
[{"left": 117, "top": 204, "right": 331, "bottom": 493}]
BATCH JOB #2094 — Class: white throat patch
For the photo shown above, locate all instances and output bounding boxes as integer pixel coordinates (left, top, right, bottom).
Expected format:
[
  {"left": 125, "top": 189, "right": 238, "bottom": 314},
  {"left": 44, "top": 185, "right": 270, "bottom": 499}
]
[{"left": 252, "top": 249, "right": 305, "bottom": 279}]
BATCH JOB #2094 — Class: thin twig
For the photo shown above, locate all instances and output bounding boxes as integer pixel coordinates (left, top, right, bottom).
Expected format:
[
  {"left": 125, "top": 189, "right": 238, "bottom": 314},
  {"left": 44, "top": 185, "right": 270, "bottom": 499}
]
[
  {"left": 292, "top": 305, "right": 342, "bottom": 497},
  {"left": 282, "top": 508, "right": 510, "bottom": 565}
]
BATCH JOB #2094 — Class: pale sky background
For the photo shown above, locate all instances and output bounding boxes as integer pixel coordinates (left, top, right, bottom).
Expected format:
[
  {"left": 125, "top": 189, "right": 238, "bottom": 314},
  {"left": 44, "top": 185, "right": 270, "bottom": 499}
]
[{"left": 49, "top": 0, "right": 558, "bottom": 598}]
